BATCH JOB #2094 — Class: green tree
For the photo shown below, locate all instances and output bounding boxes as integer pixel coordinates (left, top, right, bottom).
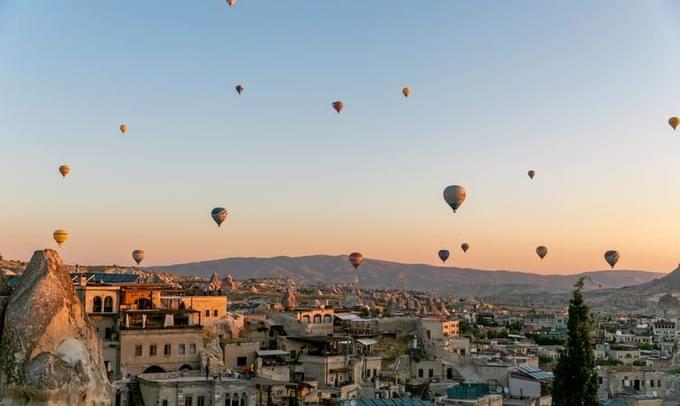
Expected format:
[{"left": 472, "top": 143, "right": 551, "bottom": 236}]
[{"left": 552, "top": 284, "right": 599, "bottom": 405}]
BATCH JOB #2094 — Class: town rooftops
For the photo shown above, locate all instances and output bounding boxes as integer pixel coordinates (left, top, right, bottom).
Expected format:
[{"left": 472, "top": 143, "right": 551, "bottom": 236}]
[
  {"left": 286, "top": 335, "right": 351, "bottom": 343},
  {"left": 511, "top": 365, "right": 553, "bottom": 382},
  {"left": 342, "top": 399, "right": 433, "bottom": 406},
  {"left": 256, "top": 350, "right": 289, "bottom": 357},
  {"left": 138, "top": 371, "right": 246, "bottom": 384}
]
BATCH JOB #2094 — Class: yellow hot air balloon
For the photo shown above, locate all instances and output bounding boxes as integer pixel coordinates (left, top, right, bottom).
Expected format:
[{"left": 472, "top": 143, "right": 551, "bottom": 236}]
[
  {"left": 402, "top": 87, "right": 411, "bottom": 98},
  {"left": 58, "top": 165, "right": 71, "bottom": 178},
  {"left": 53, "top": 229, "right": 69, "bottom": 247},
  {"left": 119, "top": 124, "right": 128, "bottom": 135},
  {"left": 669, "top": 117, "right": 679, "bottom": 130}
]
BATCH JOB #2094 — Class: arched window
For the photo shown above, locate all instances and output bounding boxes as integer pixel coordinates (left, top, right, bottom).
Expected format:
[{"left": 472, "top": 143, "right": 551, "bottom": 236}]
[
  {"left": 224, "top": 394, "right": 230, "bottom": 406},
  {"left": 323, "top": 315, "right": 332, "bottom": 323},
  {"left": 313, "top": 314, "right": 322, "bottom": 324},
  {"left": 93, "top": 296, "right": 102, "bottom": 313},
  {"left": 231, "top": 393, "right": 239, "bottom": 406},
  {"left": 240, "top": 393, "right": 247, "bottom": 406},
  {"left": 104, "top": 296, "right": 113, "bottom": 313},
  {"left": 302, "top": 315, "right": 310, "bottom": 324}
]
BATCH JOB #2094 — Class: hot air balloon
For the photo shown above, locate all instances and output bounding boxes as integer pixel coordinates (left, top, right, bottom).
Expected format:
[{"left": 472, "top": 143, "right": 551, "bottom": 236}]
[
  {"left": 670, "top": 117, "right": 679, "bottom": 130},
  {"left": 604, "top": 250, "right": 620, "bottom": 269},
  {"left": 53, "top": 229, "right": 68, "bottom": 247},
  {"left": 438, "top": 249, "right": 450, "bottom": 263},
  {"left": 235, "top": 85, "right": 244, "bottom": 95},
  {"left": 536, "top": 246, "right": 548, "bottom": 260},
  {"left": 443, "top": 185, "right": 466, "bottom": 213},
  {"left": 461, "top": 243, "right": 469, "bottom": 253},
  {"left": 332, "top": 101, "right": 344, "bottom": 114},
  {"left": 402, "top": 87, "right": 411, "bottom": 98},
  {"left": 528, "top": 170, "right": 535, "bottom": 180},
  {"left": 226, "top": 0, "right": 236, "bottom": 6},
  {"left": 211, "top": 207, "right": 228, "bottom": 227},
  {"left": 119, "top": 124, "right": 128, "bottom": 135},
  {"left": 349, "top": 252, "right": 364, "bottom": 269},
  {"left": 58, "top": 165, "right": 70, "bottom": 178},
  {"left": 132, "top": 250, "right": 145, "bottom": 265}
]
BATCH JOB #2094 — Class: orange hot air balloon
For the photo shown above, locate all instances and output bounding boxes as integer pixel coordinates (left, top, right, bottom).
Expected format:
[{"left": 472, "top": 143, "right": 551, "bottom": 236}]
[
  {"left": 670, "top": 117, "right": 679, "bottom": 130},
  {"left": 119, "top": 124, "right": 128, "bottom": 135},
  {"left": 349, "top": 252, "right": 364, "bottom": 269},
  {"left": 53, "top": 229, "right": 69, "bottom": 247},
  {"left": 58, "top": 165, "right": 70, "bottom": 178},
  {"left": 402, "top": 87, "right": 411, "bottom": 98},
  {"left": 332, "top": 101, "right": 344, "bottom": 114}
]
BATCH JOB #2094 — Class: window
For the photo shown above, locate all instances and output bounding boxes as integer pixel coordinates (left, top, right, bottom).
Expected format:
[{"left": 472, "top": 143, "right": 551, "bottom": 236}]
[
  {"left": 190, "top": 343, "right": 197, "bottom": 354},
  {"left": 185, "top": 396, "right": 193, "bottom": 406},
  {"left": 323, "top": 315, "right": 332, "bottom": 323},
  {"left": 302, "top": 315, "right": 310, "bottom": 324},
  {"left": 197, "top": 396, "right": 205, "bottom": 406},
  {"left": 237, "top": 356, "right": 247, "bottom": 367},
  {"left": 164, "top": 344, "right": 171, "bottom": 356},
  {"left": 599, "top": 376, "right": 603, "bottom": 385},
  {"left": 105, "top": 328, "right": 112, "bottom": 341},
  {"left": 205, "top": 310, "right": 210, "bottom": 318},
  {"left": 426, "top": 330, "right": 431, "bottom": 340},
  {"left": 240, "top": 393, "right": 247, "bottom": 406},
  {"left": 93, "top": 296, "right": 102, "bottom": 313},
  {"left": 179, "top": 344, "right": 186, "bottom": 355},
  {"left": 162, "top": 401, "right": 168, "bottom": 406},
  {"left": 231, "top": 393, "right": 239, "bottom": 406},
  {"left": 135, "top": 345, "right": 142, "bottom": 357},
  {"left": 224, "top": 395, "right": 230, "bottom": 406},
  {"left": 149, "top": 344, "right": 157, "bottom": 356},
  {"left": 658, "top": 380, "right": 662, "bottom": 387},
  {"left": 428, "top": 369, "right": 434, "bottom": 378},
  {"left": 418, "top": 368, "right": 423, "bottom": 378},
  {"left": 214, "top": 310, "right": 218, "bottom": 317},
  {"left": 313, "top": 315, "right": 322, "bottom": 323},
  {"left": 104, "top": 296, "right": 113, "bottom": 313}
]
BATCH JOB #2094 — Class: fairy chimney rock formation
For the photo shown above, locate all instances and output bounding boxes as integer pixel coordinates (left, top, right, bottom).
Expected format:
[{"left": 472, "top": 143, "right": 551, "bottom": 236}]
[{"left": 0, "top": 249, "right": 112, "bottom": 405}]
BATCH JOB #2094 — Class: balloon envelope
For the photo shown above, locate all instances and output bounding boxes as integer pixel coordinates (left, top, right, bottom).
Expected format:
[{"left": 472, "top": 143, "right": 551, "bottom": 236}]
[
  {"left": 132, "top": 250, "right": 145, "bottom": 265},
  {"left": 119, "top": 124, "right": 128, "bottom": 135},
  {"left": 536, "top": 246, "right": 548, "bottom": 260},
  {"left": 528, "top": 170, "right": 535, "bottom": 180},
  {"left": 226, "top": 0, "right": 236, "bottom": 6},
  {"left": 349, "top": 252, "right": 364, "bottom": 269},
  {"left": 235, "top": 85, "right": 244, "bottom": 95},
  {"left": 438, "top": 249, "right": 450, "bottom": 263},
  {"left": 332, "top": 101, "right": 344, "bottom": 114},
  {"left": 59, "top": 165, "right": 70, "bottom": 178},
  {"left": 461, "top": 243, "right": 469, "bottom": 253},
  {"left": 604, "top": 250, "right": 620, "bottom": 269},
  {"left": 53, "top": 229, "right": 68, "bottom": 247},
  {"left": 443, "top": 185, "right": 466, "bottom": 212},
  {"left": 670, "top": 117, "right": 679, "bottom": 130},
  {"left": 211, "top": 207, "right": 228, "bottom": 227},
  {"left": 402, "top": 87, "right": 411, "bottom": 98}
]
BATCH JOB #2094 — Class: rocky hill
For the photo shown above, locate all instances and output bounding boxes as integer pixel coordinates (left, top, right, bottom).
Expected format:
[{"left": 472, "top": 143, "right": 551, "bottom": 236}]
[{"left": 151, "top": 255, "right": 664, "bottom": 296}]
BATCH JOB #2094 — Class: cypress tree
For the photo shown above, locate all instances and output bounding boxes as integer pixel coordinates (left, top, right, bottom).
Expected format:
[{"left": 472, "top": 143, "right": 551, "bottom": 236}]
[{"left": 552, "top": 280, "right": 599, "bottom": 405}]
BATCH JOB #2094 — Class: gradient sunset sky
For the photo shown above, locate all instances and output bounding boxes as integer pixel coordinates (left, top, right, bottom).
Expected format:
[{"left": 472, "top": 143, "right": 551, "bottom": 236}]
[{"left": 3, "top": 1, "right": 680, "bottom": 273}]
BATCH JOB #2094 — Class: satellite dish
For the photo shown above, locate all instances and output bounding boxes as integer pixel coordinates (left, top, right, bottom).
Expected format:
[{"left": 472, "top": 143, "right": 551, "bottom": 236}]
[
  {"left": 503, "top": 387, "right": 509, "bottom": 394},
  {"left": 496, "top": 387, "right": 503, "bottom": 394}
]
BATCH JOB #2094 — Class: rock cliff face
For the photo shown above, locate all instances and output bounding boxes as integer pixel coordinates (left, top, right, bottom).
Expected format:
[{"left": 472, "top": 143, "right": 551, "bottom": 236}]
[{"left": 0, "top": 249, "right": 112, "bottom": 405}]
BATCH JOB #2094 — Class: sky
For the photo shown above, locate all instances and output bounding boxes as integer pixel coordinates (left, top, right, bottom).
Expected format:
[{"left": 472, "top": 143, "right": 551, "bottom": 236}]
[{"left": 2, "top": 1, "right": 680, "bottom": 273}]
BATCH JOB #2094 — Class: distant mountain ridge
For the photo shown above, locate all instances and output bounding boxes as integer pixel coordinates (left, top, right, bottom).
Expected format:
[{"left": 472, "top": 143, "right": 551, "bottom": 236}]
[{"left": 150, "top": 255, "right": 665, "bottom": 296}]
